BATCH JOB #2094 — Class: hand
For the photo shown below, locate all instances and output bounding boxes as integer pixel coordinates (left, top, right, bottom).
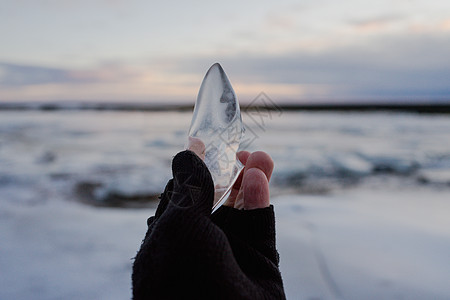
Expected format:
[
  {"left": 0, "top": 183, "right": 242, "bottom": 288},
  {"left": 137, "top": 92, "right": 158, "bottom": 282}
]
[{"left": 133, "top": 147, "right": 285, "bottom": 299}]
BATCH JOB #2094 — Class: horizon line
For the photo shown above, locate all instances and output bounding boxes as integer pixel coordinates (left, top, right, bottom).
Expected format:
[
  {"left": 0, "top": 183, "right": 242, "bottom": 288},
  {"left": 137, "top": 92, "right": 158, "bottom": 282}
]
[{"left": 1, "top": 100, "right": 450, "bottom": 114}]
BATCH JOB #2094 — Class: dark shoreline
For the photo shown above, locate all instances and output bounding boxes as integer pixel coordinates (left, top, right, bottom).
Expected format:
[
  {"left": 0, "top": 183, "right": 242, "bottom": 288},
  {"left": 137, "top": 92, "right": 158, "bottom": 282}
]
[
  {"left": 275, "top": 103, "right": 450, "bottom": 114},
  {"left": 1, "top": 102, "right": 450, "bottom": 114}
]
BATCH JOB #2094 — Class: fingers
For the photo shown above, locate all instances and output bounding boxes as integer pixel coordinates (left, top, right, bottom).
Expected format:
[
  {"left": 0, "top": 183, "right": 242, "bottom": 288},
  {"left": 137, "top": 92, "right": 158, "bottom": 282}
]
[
  {"left": 242, "top": 168, "right": 270, "bottom": 210},
  {"left": 233, "top": 151, "right": 274, "bottom": 210},
  {"left": 237, "top": 151, "right": 252, "bottom": 168},
  {"left": 183, "top": 145, "right": 274, "bottom": 211},
  {"left": 244, "top": 151, "right": 274, "bottom": 182},
  {"left": 233, "top": 151, "right": 252, "bottom": 191},
  {"left": 187, "top": 137, "right": 205, "bottom": 160},
  {"left": 224, "top": 151, "right": 251, "bottom": 207}
]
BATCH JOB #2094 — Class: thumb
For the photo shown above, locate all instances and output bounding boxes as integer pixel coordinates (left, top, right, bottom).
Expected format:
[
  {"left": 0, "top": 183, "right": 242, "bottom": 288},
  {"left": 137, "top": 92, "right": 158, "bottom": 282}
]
[{"left": 170, "top": 150, "right": 214, "bottom": 215}]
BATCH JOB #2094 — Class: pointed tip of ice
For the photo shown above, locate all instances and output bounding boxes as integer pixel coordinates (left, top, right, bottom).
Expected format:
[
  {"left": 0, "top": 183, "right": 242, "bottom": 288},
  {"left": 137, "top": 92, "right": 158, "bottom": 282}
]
[
  {"left": 204, "top": 63, "right": 227, "bottom": 81},
  {"left": 209, "top": 62, "right": 224, "bottom": 72}
]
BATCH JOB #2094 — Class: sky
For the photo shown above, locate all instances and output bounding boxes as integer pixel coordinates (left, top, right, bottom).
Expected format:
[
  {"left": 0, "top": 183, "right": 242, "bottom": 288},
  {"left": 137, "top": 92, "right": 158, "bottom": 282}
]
[{"left": 1, "top": 0, "right": 450, "bottom": 104}]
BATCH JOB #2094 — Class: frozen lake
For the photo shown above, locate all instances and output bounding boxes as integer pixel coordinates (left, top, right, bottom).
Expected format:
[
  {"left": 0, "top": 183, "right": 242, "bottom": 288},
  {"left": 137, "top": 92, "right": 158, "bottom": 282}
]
[{"left": 1, "top": 109, "right": 450, "bottom": 299}]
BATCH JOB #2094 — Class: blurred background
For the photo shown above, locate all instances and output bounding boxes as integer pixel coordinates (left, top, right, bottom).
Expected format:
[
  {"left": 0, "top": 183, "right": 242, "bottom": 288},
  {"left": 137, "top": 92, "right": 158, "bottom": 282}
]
[
  {"left": 1, "top": 0, "right": 450, "bottom": 103},
  {"left": 1, "top": 1, "right": 450, "bottom": 299}
]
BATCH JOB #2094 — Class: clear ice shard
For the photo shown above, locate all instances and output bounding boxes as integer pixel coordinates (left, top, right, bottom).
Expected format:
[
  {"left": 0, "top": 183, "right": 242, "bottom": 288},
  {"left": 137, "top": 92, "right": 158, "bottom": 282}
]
[{"left": 186, "top": 63, "right": 245, "bottom": 213}]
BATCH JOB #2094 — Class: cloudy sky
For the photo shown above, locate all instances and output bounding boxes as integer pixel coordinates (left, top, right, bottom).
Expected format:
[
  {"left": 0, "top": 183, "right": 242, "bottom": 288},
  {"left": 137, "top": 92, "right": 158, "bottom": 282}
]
[{"left": 1, "top": 0, "right": 450, "bottom": 104}]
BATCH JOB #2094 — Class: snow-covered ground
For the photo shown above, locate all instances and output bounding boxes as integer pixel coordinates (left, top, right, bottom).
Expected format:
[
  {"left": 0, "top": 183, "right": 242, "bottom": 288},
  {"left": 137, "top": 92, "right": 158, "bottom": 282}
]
[
  {"left": 1, "top": 110, "right": 450, "bottom": 299},
  {"left": 1, "top": 188, "right": 449, "bottom": 300},
  {"left": 275, "top": 189, "right": 450, "bottom": 300},
  {"left": 0, "top": 200, "right": 151, "bottom": 300}
]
